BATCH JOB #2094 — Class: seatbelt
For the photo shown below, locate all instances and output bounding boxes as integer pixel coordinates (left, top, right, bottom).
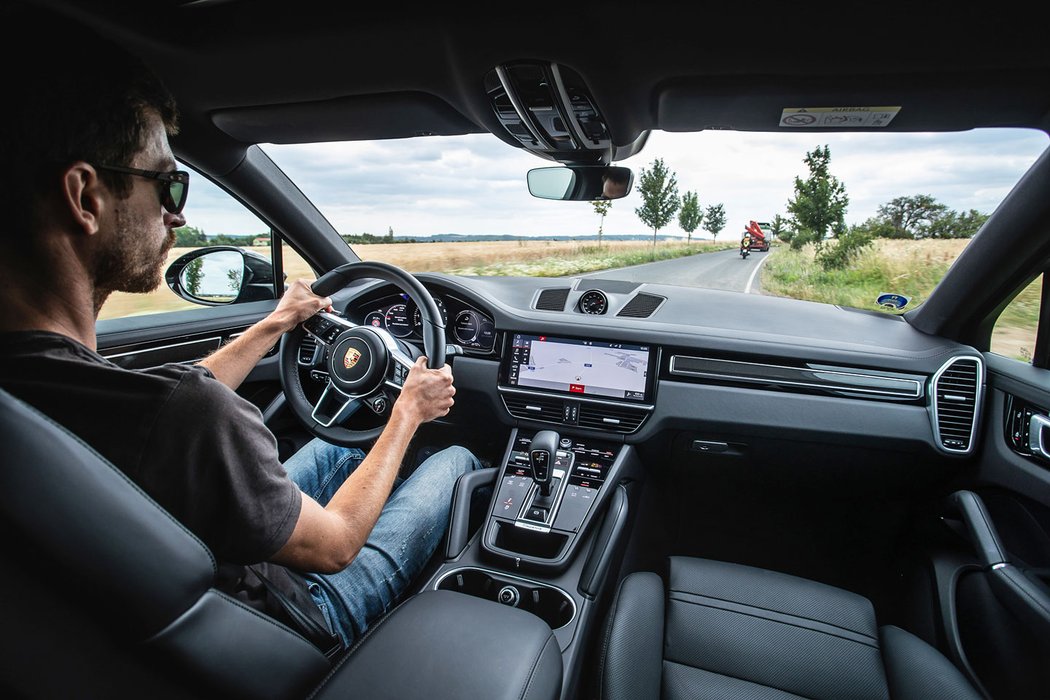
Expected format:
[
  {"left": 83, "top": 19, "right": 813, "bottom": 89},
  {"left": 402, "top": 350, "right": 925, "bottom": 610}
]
[{"left": 248, "top": 565, "right": 343, "bottom": 660}]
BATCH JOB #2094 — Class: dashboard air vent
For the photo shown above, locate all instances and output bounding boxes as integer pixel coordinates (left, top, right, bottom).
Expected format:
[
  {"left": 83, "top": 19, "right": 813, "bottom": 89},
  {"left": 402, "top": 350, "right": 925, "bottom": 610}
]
[
  {"left": 577, "top": 404, "right": 648, "bottom": 433},
  {"left": 932, "top": 357, "right": 981, "bottom": 453},
  {"left": 536, "top": 288, "right": 570, "bottom": 311},
  {"left": 502, "top": 394, "right": 564, "bottom": 424},
  {"left": 617, "top": 293, "right": 666, "bottom": 318}
]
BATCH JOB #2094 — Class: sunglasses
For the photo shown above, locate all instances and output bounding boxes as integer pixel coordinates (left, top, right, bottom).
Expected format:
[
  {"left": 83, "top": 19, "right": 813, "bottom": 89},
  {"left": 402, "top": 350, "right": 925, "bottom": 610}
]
[{"left": 95, "top": 164, "right": 190, "bottom": 214}]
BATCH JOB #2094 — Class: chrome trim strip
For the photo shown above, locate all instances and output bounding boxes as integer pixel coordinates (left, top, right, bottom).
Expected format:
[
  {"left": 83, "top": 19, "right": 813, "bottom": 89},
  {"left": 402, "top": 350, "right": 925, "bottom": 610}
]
[
  {"left": 669, "top": 355, "right": 923, "bottom": 398},
  {"left": 514, "top": 521, "right": 552, "bottom": 534},
  {"left": 102, "top": 336, "right": 222, "bottom": 361},
  {"left": 494, "top": 66, "right": 553, "bottom": 150},
  {"left": 432, "top": 566, "right": 578, "bottom": 629},
  {"left": 929, "top": 355, "right": 984, "bottom": 455},
  {"left": 498, "top": 385, "right": 654, "bottom": 412}
]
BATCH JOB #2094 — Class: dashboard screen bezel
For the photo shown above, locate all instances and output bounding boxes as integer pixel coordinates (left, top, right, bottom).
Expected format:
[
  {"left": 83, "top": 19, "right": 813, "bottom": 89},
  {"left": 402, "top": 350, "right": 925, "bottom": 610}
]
[{"left": 498, "top": 332, "right": 657, "bottom": 404}]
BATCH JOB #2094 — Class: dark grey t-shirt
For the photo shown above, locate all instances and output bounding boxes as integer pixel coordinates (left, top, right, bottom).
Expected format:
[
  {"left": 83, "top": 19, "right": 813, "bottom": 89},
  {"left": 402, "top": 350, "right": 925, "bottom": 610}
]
[{"left": 0, "top": 330, "right": 318, "bottom": 626}]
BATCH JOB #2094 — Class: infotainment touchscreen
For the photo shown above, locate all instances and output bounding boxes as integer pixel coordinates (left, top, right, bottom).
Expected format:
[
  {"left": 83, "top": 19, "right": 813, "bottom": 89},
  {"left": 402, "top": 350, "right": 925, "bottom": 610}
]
[{"left": 504, "top": 333, "right": 652, "bottom": 402}]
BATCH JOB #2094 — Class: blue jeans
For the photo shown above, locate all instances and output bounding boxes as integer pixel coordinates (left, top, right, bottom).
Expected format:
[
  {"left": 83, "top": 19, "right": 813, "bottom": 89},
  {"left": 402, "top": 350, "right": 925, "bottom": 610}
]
[{"left": 282, "top": 439, "right": 480, "bottom": 647}]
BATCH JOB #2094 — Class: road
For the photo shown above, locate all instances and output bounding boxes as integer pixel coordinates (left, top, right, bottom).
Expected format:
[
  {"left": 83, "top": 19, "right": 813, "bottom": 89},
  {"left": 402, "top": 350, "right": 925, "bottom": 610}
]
[{"left": 583, "top": 248, "right": 771, "bottom": 293}]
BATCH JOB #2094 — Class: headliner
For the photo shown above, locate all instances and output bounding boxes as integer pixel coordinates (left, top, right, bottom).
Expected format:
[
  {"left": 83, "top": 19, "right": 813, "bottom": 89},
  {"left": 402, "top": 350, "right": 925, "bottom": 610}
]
[{"left": 31, "top": 1, "right": 1050, "bottom": 164}]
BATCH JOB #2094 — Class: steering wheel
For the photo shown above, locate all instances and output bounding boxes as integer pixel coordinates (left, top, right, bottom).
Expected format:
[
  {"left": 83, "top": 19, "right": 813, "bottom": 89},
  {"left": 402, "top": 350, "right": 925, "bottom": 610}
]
[{"left": 279, "top": 261, "right": 446, "bottom": 446}]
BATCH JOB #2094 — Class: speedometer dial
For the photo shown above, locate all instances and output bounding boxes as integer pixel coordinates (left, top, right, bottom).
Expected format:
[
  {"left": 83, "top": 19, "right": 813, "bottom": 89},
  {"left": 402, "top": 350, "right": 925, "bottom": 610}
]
[
  {"left": 384, "top": 303, "right": 413, "bottom": 337},
  {"left": 413, "top": 298, "right": 448, "bottom": 328}
]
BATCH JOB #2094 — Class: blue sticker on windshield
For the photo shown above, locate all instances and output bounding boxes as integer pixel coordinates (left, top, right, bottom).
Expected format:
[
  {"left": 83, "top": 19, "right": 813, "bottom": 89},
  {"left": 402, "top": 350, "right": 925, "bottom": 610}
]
[{"left": 877, "top": 293, "right": 910, "bottom": 311}]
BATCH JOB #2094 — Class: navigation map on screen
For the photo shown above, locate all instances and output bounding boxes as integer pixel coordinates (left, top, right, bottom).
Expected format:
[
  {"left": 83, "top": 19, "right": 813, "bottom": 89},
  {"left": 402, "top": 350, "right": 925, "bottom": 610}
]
[{"left": 506, "top": 334, "right": 651, "bottom": 401}]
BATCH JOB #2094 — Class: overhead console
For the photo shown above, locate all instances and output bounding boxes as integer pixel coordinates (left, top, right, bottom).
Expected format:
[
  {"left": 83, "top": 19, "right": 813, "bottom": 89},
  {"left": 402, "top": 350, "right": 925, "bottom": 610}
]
[{"left": 486, "top": 61, "right": 648, "bottom": 164}]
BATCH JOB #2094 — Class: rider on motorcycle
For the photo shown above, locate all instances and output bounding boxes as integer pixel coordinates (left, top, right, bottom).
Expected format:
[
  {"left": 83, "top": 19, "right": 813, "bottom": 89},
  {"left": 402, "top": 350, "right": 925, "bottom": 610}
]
[{"left": 740, "top": 231, "right": 752, "bottom": 257}]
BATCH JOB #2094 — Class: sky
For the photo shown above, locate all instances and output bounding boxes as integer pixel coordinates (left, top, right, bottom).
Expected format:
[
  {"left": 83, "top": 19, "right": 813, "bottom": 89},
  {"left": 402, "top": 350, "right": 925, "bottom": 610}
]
[{"left": 183, "top": 128, "right": 1049, "bottom": 240}]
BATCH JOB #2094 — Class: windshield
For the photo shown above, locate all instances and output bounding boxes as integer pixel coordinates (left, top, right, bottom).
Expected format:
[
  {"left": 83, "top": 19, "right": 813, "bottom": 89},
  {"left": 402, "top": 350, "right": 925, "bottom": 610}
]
[
  {"left": 97, "top": 128, "right": 1048, "bottom": 359},
  {"left": 261, "top": 129, "right": 1046, "bottom": 303}
]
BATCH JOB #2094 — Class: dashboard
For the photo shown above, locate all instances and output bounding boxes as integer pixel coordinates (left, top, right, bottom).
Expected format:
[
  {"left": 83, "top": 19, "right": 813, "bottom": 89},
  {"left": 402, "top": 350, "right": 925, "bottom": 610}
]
[{"left": 325, "top": 274, "right": 984, "bottom": 459}]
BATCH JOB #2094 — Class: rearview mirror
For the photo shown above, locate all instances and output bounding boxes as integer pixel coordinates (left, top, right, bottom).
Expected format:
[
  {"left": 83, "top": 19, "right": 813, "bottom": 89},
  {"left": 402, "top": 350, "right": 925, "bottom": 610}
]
[
  {"left": 527, "top": 165, "right": 633, "bottom": 201},
  {"left": 164, "top": 246, "right": 279, "bottom": 306}
]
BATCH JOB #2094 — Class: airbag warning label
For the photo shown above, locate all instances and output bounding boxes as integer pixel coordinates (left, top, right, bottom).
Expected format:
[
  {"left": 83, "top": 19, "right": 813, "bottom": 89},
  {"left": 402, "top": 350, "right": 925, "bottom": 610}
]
[{"left": 780, "top": 106, "right": 900, "bottom": 128}]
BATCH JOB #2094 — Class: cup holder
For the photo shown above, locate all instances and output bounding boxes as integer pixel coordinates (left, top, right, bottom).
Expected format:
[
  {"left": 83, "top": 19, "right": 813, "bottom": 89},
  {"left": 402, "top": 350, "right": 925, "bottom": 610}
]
[{"left": 435, "top": 567, "right": 575, "bottom": 630}]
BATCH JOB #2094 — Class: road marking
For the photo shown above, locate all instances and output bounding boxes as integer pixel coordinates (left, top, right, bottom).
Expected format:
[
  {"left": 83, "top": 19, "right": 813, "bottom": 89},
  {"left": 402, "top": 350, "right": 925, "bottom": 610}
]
[{"left": 745, "top": 251, "right": 773, "bottom": 294}]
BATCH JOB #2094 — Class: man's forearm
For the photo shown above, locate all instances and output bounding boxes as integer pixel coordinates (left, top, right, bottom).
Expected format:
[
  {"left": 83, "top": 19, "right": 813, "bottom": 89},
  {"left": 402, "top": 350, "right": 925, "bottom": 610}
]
[{"left": 198, "top": 316, "right": 284, "bottom": 390}]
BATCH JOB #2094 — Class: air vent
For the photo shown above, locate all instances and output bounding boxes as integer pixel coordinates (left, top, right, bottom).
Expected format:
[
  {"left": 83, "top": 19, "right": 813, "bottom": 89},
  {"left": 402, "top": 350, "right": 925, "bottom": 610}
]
[
  {"left": 298, "top": 335, "right": 319, "bottom": 366},
  {"left": 617, "top": 293, "right": 666, "bottom": 318},
  {"left": 932, "top": 357, "right": 982, "bottom": 453},
  {"left": 502, "top": 394, "right": 564, "bottom": 424},
  {"left": 577, "top": 404, "right": 648, "bottom": 433},
  {"left": 535, "top": 288, "right": 570, "bottom": 311}
]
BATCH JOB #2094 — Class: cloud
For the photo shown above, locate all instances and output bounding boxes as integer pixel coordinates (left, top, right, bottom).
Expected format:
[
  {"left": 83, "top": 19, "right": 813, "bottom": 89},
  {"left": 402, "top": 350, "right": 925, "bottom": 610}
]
[{"left": 180, "top": 129, "right": 1048, "bottom": 239}]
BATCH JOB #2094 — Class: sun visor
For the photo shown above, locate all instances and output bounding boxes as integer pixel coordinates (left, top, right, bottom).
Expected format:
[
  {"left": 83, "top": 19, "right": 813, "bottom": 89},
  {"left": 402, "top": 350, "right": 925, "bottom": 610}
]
[
  {"left": 211, "top": 92, "right": 481, "bottom": 144},
  {"left": 657, "top": 73, "right": 1050, "bottom": 133}
]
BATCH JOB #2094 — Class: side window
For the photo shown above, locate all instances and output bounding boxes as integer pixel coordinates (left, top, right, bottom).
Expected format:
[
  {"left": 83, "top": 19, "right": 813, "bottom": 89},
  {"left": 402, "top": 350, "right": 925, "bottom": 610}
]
[
  {"left": 990, "top": 274, "right": 1041, "bottom": 363},
  {"left": 97, "top": 165, "right": 313, "bottom": 321}
]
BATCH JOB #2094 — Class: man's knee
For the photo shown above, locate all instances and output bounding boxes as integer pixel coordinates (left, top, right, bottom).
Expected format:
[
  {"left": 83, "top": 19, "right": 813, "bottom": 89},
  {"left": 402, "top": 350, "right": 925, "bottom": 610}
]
[{"left": 415, "top": 445, "right": 480, "bottom": 487}]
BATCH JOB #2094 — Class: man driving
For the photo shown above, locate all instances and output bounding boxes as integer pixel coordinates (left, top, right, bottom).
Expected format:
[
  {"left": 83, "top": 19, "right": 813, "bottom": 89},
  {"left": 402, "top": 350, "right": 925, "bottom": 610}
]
[{"left": 0, "top": 8, "right": 479, "bottom": 649}]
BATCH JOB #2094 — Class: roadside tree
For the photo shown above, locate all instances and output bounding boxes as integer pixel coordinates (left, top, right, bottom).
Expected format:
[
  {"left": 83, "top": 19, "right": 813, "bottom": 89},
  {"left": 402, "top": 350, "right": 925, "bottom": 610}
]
[
  {"left": 592, "top": 199, "right": 612, "bottom": 248},
  {"left": 678, "top": 191, "right": 702, "bottom": 243},
  {"left": 786, "top": 145, "right": 849, "bottom": 250},
  {"left": 703, "top": 203, "right": 726, "bottom": 240},
  {"left": 635, "top": 158, "right": 680, "bottom": 250}
]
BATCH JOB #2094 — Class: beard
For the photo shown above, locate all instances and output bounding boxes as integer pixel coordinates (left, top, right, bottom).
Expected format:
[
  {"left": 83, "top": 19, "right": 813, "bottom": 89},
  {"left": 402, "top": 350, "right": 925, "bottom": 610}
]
[{"left": 92, "top": 205, "right": 175, "bottom": 312}]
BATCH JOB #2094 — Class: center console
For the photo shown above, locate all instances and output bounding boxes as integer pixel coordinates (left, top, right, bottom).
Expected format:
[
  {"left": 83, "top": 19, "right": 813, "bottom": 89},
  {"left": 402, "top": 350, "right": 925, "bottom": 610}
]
[
  {"left": 411, "top": 331, "right": 654, "bottom": 699},
  {"left": 483, "top": 430, "right": 621, "bottom": 570}
]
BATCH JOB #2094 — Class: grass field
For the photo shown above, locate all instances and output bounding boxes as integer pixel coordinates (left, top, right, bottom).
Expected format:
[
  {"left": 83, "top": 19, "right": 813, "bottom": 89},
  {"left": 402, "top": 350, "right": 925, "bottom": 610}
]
[{"left": 761, "top": 239, "right": 1039, "bottom": 360}]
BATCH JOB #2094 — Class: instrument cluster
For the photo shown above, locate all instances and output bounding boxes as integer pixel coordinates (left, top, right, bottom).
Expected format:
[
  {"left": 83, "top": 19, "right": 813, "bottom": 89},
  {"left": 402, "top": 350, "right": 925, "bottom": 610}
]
[{"left": 353, "top": 290, "right": 496, "bottom": 352}]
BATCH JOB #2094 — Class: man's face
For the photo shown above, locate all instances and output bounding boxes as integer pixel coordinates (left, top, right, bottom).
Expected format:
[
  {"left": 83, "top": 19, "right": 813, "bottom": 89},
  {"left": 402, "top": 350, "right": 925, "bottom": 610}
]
[{"left": 93, "top": 110, "right": 186, "bottom": 298}]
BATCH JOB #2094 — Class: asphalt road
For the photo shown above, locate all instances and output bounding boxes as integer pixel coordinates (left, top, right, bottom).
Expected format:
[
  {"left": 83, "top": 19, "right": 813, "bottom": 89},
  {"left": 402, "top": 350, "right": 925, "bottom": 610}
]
[{"left": 583, "top": 247, "right": 771, "bottom": 293}]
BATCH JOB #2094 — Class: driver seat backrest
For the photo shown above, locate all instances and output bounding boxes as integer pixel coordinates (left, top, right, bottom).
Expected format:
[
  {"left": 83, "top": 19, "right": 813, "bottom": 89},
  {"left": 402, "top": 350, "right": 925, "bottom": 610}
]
[{"left": 0, "top": 388, "right": 329, "bottom": 699}]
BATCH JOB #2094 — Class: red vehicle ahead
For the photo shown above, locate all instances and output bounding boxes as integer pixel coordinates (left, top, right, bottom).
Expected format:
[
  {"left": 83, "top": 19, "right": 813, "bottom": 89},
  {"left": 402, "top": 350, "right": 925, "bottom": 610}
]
[{"left": 746, "top": 220, "right": 770, "bottom": 251}]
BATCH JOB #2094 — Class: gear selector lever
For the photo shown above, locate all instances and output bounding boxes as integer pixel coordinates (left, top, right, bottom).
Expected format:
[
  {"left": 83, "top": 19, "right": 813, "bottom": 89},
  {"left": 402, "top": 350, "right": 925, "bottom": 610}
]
[{"left": 529, "top": 430, "right": 559, "bottom": 497}]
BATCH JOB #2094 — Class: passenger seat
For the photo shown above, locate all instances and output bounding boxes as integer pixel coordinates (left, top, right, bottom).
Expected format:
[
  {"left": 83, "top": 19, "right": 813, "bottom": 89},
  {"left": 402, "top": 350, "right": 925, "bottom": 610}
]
[{"left": 600, "top": 557, "right": 981, "bottom": 699}]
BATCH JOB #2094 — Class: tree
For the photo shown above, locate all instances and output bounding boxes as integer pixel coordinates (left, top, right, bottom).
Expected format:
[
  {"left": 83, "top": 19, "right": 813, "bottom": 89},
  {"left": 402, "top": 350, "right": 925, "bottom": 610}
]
[
  {"left": 387, "top": 226, "right": 395, "bottom": 242},
  {"left": 863, "top": 195, "right": 989, "bottom": 240},
  {"left": 634, "top": 158, "right": 680, "bottom": 249},
  {"left": 592, "top": 199, "right": 612, "bottom": 248},
  {"left": 678, "top": 191, "right": 702, "bottom": 243},
  {"left": 769, "top": 214, "right": 788, "bottom": 240},
  {"left": 877, "top": 195, "right": 948, "bottom": 238},
  {"left": 786, "top": 145, "right": 849, "bottom": 250},
  {"left": 703, "top": 203, "right": 726, "bottom": 240},
  {"left": 174, "top": 225, "right": 207, "bottom": 248}
]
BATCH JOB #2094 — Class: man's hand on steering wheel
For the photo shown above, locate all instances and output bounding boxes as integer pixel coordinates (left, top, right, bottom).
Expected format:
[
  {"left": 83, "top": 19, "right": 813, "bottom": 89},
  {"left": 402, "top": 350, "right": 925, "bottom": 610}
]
[
  {"left": 393, "top": 356, "right": 456, "bottom": 428},
  {"left": 268, "top": 279, "right": 332, "bottom": 333}
]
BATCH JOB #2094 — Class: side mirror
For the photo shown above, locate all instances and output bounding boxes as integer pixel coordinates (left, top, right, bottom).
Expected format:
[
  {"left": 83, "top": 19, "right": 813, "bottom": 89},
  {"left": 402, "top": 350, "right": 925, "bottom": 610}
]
[
  {"left": 164, "top": 246, "right": 277, "bottom": 306},
  {"left": 527, "top": 165, "right": 633, "bottom": 201}
]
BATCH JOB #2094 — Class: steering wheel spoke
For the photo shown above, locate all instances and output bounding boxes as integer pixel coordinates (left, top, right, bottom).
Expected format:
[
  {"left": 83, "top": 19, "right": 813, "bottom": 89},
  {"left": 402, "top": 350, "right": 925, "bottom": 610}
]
[{"left": 311, "top": 381, "right": 363, "bottom": 428}]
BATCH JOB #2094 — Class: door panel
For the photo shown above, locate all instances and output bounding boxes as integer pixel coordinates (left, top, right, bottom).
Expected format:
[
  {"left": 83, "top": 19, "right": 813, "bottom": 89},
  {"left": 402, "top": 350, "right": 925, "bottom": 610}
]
[
  {"left": 938, "top": 354, "right": 1050, "bottom": 699},
  {"left": 96, "top": 300, "right": 283, "bottom": 410}
]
